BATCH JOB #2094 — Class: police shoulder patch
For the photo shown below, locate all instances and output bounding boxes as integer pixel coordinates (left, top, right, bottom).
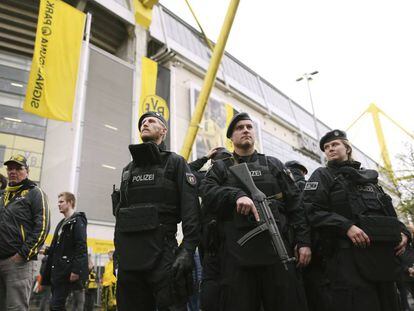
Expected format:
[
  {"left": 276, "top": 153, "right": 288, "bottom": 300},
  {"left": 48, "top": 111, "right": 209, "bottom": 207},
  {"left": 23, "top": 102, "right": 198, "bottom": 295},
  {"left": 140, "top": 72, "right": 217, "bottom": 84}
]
[
  {"left": 304, "top": 182, "right": 319, "bottom": 191},
  {"left": 122, "top": 170, "right": 130, "bottom": 181},
  {"left": 186, "top": 172, "right": 197, "bottom": 186}
]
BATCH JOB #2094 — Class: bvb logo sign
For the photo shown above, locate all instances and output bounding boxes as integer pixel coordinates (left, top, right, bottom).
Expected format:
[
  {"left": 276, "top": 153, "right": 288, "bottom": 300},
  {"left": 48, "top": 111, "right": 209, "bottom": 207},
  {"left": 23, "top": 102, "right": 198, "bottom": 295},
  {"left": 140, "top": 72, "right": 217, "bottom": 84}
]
[{"left": 141, "top": 95, "right": 170, "bottom": 122}]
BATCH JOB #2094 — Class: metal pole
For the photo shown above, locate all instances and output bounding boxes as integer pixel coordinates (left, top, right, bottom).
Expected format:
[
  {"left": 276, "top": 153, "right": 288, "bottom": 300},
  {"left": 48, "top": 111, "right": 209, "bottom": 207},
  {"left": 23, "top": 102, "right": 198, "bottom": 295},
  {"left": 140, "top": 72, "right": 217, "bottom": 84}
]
[
  {"left": 297, "top": 72, "right": 324, "bottom": 163},
  {"left": 70, "top": 13, "right": 92, "bottom": 193},
  {"left": 180, "top": 0, "right": 240, "bottom": 160}
]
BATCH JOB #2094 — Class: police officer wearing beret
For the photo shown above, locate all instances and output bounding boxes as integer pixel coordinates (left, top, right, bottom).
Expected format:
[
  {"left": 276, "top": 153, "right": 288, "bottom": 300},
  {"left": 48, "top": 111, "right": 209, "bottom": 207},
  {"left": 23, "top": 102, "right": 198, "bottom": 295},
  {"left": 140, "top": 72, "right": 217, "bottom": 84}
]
[
  {"left": 285, "top": 160, "right": 308, "bottom": 191},
  {"left": 200, "top": 112, "right": 311, "bottom": 311},
  {"left": 113, "top": 111, "right": 200, "bottom": 311},
  {"left": 304, "top": 129, "right": 410, "bottom": 311}
]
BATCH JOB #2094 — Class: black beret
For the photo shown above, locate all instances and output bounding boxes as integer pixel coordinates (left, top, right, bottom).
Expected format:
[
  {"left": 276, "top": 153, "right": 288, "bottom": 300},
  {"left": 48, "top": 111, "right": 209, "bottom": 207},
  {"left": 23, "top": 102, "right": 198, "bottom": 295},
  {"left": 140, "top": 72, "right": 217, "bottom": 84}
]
[
  {"left": 285, "top": 160, "right": 308, "bottom": 175},
  {"left": 319, "top": 129, "right": 347, "bottom": 151},
  {"left": 138, "top": 111, "right": 167, "bottom": 131},
  {"left": 226, "top": 112, "right": 252, "bottom": 138}
]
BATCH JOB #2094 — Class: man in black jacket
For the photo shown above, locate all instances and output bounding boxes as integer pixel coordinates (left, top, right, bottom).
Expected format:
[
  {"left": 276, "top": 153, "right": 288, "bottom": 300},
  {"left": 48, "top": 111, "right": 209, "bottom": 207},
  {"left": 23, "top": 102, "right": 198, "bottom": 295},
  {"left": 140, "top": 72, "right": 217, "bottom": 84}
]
[
  {"left": 42, "top": 192, "right": 88, "bottom": 311},
  {"left": 0, "top": 154, "right": 50, "bottom": 311},
  {"left": 113, "top": 111, "right": 200, "bottom": 311},
  {"left": 200, "top": 112, "right": 311, "bottom": 311}
]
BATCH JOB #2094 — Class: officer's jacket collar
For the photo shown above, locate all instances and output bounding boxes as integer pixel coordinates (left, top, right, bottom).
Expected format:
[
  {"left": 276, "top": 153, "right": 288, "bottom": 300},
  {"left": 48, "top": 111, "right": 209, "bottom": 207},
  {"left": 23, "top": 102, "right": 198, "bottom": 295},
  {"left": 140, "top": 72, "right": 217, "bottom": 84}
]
[
  {"left": 233, "top": 150, "right": 258, "bottom": 163},
  {"left": 327, "top": 160, "right": 378, "bottom": 184},
  {"left": 327, "top": 160, "right": 361, "bottom": 170}
]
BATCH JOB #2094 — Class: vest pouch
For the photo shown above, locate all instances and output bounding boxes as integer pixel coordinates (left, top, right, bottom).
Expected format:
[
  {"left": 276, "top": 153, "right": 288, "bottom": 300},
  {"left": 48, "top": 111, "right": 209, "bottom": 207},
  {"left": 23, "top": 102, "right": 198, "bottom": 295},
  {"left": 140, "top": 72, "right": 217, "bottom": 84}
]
[
  {"left": 352, "top": 243, "right": 402, "bottom": 282},
  {"left": 330, "top": 189, "right": 351, "bottom": 218},
  {"left": 116, "top": 204, "right": 159, "bottom": 232},
  {"left": 358, "top": 215, "right": 401, "bottom": 243},
  {"left": 223, "top": 220, "right": 279, "bottom": 267},
  {"left": 116, "top": 204, "right": 164, "bottom": 271},
  {"left": 359, "top": 188, "right": 383, "bottom": 213},
  {"left": 234, "top": 213, "right": 257, "bottom": 229},
  {"left": 352, "top": 215, "right": 402, "bottom": 281}
]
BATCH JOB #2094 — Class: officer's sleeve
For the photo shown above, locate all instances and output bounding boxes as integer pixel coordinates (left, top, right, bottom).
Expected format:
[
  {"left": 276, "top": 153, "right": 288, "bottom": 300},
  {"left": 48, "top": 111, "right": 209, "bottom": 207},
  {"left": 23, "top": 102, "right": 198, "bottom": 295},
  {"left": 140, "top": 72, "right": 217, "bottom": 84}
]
[
  {"left": 188, "top": 156, "right": 208, "bottom": 172},
  {"left": 200, "top": 161, "right": 247, "bottom": 218},
  {"left": 304, "top": 168, "right": 355, "bottom": 236},
  {"left": 176, "top": 156, "right": 201, "bottom": 253},
  {"left": 269, "top": 158, "right": 310, "bottom": 248},
  {"left": 19, "top": 187, "right": 51, "bottom": 261},
  {"left": 71, "top": 216, "right": 88, "bottom": 277}
]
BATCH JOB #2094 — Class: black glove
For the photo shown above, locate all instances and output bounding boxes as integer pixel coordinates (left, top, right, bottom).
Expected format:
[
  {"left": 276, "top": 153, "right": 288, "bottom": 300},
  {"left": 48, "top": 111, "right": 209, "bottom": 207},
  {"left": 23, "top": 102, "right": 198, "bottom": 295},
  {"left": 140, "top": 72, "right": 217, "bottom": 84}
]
[
  {"left": 172, "top": 247, "right": 193, "bottom": 280},
  {"left": 111, "top": 185, "right": 120, "bottom": 216}
]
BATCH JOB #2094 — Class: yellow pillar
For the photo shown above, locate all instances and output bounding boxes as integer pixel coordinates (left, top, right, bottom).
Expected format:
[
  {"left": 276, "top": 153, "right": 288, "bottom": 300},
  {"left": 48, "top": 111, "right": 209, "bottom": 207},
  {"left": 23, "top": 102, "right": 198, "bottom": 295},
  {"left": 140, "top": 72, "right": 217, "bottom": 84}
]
[
  {"left": 367, "top": 103, "right": 398, "bottom": 189},
  {"left": 180, "top": 0, "right": 240, "bottom": 160}
]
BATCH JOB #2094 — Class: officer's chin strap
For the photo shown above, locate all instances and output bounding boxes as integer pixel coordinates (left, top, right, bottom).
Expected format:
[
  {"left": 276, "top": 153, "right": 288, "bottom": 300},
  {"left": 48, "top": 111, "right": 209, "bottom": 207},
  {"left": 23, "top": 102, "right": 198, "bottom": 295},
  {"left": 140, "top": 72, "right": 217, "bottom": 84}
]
[
  {"left": 129, "top": 142, "right": 162, "bottom": 166},
  {"left": 337, "top": 166, "right": 378, "bottom": 184}
]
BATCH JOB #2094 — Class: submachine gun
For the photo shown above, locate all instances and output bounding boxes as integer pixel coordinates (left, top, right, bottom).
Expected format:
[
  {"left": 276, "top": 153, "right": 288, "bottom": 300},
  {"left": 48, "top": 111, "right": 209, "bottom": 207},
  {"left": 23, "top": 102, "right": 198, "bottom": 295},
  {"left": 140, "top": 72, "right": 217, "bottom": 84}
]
[{"left": 229, "top": 163, "right": 296, "bottom": 270}]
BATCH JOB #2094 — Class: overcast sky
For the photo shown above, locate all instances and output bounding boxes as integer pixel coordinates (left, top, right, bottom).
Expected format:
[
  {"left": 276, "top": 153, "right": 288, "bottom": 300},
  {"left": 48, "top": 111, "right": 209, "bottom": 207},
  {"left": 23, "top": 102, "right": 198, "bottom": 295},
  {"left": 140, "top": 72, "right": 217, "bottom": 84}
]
[{"left": 160, "top": 0, "right": 414, "bottom": 170}]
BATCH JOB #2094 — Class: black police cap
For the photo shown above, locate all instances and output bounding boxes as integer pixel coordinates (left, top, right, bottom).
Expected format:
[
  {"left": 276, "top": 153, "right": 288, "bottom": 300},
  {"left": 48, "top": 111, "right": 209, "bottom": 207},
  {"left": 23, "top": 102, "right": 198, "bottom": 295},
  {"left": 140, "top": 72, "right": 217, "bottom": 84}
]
[
  {"left": 226, "top": 112, "right": 252, "bottom": 138},
  {"left": 319, "top": 129, "right": 347, "bottom": 151},
  {"left": 285, "top": 160, "right": 308, "bottom": 175},
  {"left": 138, "top": 111, "right": 167, "bottom": 131}
]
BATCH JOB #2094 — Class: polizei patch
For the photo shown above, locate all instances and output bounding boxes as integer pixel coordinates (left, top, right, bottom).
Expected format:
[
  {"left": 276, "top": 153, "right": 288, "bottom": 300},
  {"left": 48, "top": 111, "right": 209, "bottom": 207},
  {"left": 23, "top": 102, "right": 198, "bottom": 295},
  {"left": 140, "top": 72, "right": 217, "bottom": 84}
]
[
  {"left": 304, "top": 182, "right": 319, "bottom": 191},
  {"left": 132, "top": 173, "right": 155, "bottom": 184},
  {"left": 250, "top": 170, "right": 262, "bottom": 177}
]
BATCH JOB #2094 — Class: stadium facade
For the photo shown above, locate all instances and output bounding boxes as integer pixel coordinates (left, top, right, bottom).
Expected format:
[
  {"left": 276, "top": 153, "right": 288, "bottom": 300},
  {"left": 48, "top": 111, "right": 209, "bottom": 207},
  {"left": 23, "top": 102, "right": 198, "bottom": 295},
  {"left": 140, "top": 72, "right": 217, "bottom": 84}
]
[{"left": 0, "top": 0, "right": 382, "bottom": 252}]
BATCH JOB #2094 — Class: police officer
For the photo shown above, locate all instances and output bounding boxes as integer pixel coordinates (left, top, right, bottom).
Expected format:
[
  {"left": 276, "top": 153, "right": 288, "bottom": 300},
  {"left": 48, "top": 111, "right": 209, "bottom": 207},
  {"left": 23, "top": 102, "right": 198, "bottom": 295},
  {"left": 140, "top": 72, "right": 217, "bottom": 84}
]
[
  {"left": 200, "top": 112, "right": 311, "bottom": 311},
  {"left": 304, "top": 129, "right": 410, "bottom": 311},
  {"left": 113, "top": 111, "right": 200, "bottom": 311},
  {"left": 285, "top": 160, "right": 308, "bottom": 191}
]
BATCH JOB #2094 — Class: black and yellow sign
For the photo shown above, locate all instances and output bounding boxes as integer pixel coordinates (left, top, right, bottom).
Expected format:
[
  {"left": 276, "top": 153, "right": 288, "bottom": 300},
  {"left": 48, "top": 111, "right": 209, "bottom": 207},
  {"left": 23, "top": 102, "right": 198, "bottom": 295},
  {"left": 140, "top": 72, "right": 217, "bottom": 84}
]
[
  {"left": 23, "top": 0, "right": 86, "bottom": 121},
  {"left": 139, "top": 57, "right": 171, "bottom": 147}
]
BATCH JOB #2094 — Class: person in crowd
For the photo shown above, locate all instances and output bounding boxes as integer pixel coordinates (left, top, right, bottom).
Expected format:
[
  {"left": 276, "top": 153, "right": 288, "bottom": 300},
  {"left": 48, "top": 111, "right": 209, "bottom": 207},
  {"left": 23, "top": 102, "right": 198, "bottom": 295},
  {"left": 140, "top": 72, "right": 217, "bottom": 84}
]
[
  {"left": 0, "top": 154, "right": 50, "bottom": 310},
  {"left": 0, "top": 173, "right": 7, "bottom": 191},
  {"left": 42, "top": 192, "right": 88, "bottom": 311},
  {"left": 101, "top": 250, "right": 117, "bottom": 311},
  {"left": 304, "top": 129, "right": 410, "bottom": 311},
  {"left": 200, "top": 112, "right": 311, "bottom": 311},
  {"left": 188, "top": 146, "right": 231, "bottom": 182},
  {"left": 187, "top": 248, "right": 202, "bottom": 311},
  {"left": 84, "top": 254, "right": 98, "bottom": 311},
  {"left": 285, "top": 160, "right": 308, "bottom": 191},
  {"left": 112, "top": 111, "right": 200, "bottom": 310}
]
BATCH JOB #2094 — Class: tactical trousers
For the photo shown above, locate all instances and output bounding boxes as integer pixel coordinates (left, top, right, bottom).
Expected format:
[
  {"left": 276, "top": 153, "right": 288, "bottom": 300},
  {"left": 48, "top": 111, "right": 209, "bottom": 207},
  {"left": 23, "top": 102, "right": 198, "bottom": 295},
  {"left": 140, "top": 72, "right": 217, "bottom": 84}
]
[
  {"left": 116, "top": 241, "right": 191, "bottom": 311},
  {"left": 200, "top": 254, "right": 221, "bottom": 311},
  {"left": 302, "top": 260, "right": 331, "bottom": 311},
  {"left": 325, "top": 248, "right": 399, "bottom": 311},
  {"left": 219, "top": 256, "right": 308, "bottom": 311}
]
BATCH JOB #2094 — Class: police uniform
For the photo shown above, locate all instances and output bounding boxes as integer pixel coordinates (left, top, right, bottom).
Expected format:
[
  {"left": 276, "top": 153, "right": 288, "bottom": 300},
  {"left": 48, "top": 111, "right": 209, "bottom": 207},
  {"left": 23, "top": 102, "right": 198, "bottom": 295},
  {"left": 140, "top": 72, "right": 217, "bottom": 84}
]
[
  {"left": 114, "top": 140, "right": 200, "bottom": 311},
  {"left": 304, "top": 130, "right": 409, "bottom": 311},
  {"left": 200, "top": 151, "right": 310, "bottom": 311}
]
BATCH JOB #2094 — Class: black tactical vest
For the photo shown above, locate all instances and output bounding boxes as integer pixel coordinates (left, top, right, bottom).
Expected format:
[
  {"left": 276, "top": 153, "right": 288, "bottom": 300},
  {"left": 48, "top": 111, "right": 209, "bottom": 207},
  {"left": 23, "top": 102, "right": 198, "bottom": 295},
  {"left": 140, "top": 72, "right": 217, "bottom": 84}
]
[
  {"left": 115, "top": 156, "right": 179, "bottom": 271},
  {"left": 322, "top": 167, "right": 403, "bottom": 282},
  {"left": 221, "top": 154, "right": 288, "bottom": 267},
  {"left": 325, "top": 167, "right": 391, "bottom": 219}
]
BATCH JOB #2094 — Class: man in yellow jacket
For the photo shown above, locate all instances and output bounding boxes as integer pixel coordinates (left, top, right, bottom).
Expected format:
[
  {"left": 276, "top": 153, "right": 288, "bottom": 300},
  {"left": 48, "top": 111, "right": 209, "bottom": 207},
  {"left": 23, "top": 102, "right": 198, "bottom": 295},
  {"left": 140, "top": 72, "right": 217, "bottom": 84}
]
[{"left": 101, "top": 251, "right": 116, "bottom": 311}]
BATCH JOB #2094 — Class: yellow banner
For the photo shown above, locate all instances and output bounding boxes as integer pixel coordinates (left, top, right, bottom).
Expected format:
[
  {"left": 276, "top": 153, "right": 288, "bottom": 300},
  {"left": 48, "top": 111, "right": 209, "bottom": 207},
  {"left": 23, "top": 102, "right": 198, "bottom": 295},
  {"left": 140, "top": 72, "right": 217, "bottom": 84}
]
[{"left": 23, "top": 0, "right": 86, "bottom": 121}]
